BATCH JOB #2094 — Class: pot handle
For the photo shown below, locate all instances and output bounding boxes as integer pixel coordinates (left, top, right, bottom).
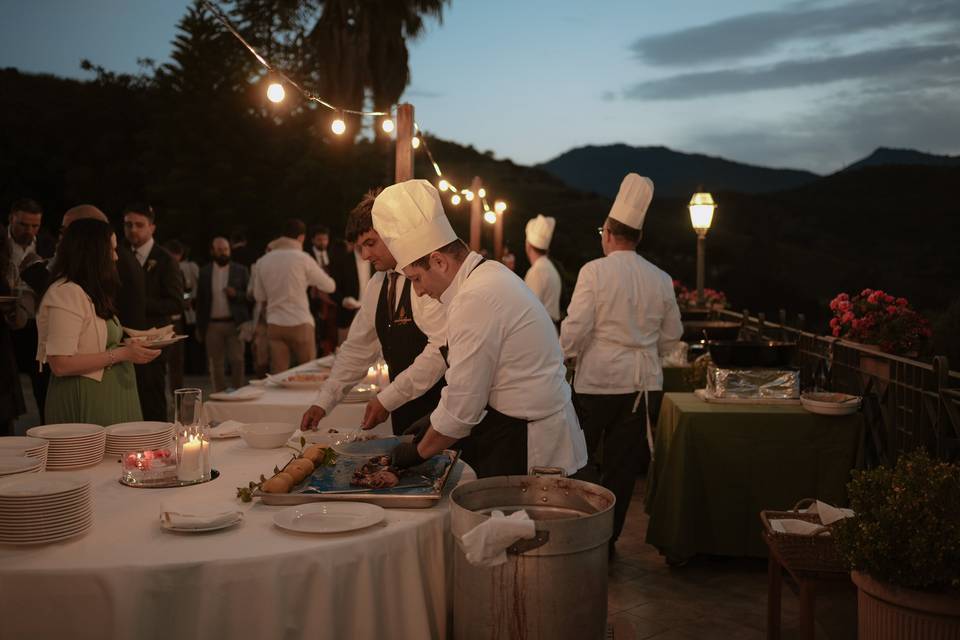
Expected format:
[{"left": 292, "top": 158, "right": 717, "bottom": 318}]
[
  {"left": 507, "top": 530, "right": 551, "bottom": 555},
  {"left": 531, "top": 466, "right": 565, "bottom": 477}
]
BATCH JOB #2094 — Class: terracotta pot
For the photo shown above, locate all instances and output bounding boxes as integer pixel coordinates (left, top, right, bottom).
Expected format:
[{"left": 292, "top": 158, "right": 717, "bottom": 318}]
[{"left": 852, "top": 571, "right": 960, "bottom": 639}]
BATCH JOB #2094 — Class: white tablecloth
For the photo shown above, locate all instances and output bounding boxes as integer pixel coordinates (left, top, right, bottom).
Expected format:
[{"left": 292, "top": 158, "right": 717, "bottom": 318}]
[
  {"left": 0, "top": 413, "right": 472, "bottom": 640},
  {"left": 204, "top": 360, "right": 386, "bottom": 431}
]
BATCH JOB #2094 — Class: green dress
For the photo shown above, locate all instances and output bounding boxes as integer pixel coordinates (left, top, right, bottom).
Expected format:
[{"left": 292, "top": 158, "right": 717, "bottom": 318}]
[{"left": 45, "top": 318, "right": 143, "bottom": 425}]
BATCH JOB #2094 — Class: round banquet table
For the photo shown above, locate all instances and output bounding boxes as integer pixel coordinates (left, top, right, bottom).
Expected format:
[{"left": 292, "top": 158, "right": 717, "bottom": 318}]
[{"left": 0, "top": 431, "right": 474, "bottom": 640}]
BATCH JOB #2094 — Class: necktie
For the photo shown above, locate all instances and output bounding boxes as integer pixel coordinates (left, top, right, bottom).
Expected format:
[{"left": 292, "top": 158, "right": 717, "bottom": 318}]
[{"left": 387, "top": 272, "right": 399, "bottom": 318}]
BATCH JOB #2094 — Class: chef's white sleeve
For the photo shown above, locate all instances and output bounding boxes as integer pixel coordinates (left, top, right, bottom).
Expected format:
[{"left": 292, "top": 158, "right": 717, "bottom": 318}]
[
  {"left": 429, "top": 291, "right": 499, "bottom": 439},
  {"left": 657, "top": 274, "right": 684, "bottom": 356},
  {"left": 559, "top": 262, "right": 597, "bottom": 359},
  {"left": 376, "top": 291, "right": 447, "bottom": 413},
  {"left": 524, "top": 265, "right": 547, "bottom": 302},
  {"left": 313, "top": 276, "right": 382, "bottom": 413}
]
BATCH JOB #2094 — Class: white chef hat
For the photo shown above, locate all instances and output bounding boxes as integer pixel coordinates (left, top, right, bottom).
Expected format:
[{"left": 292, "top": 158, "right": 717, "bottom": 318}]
[
  {"left": 372, "top": 179, "right": 458, "bottom": 268},
  {"left": 608, "top": 173, "right": 655, "bottom": 231},
  {"left": 524, "top": 214, "right": 556, "bottom": 251}
]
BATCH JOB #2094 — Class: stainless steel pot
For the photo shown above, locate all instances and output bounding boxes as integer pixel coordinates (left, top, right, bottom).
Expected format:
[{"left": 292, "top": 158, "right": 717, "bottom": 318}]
[{"left": 450, "top": 474, "right": 615, "bottom": 640}]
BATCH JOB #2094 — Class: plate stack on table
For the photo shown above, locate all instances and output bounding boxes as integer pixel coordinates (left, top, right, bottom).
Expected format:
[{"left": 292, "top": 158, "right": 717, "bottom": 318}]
[
  {"left": 0, "top": 437, "right": 49, "bottom": 470},
  {"left": 104, "top": 422, "right": 175, "bottom": 458},
  {"left": 343, "top": 383, "right": 379, "bottom": 404},
  {"left": 0, "top": 473, "right": 93, "bottom": 545},
  {"left": 25, "top": 424, "right": 106, "bottom": 470},
  {"left": 0, "top": 457, "right": 43, "bottom": 477}
]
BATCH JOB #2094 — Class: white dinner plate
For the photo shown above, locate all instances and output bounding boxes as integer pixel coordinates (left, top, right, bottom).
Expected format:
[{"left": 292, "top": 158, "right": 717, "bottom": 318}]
[
  {"left": 106, "top": 422, "right": 173, "bottom": 437},
  {"left": 0, "top": 458, "right": 42, "bottom": 475},
  {"left": 160, "top": 512, "right": 243, "bottom": 533},
  {"left": 124, "top": 335, "right": 187, "bottom": 348},
  {"left": 273, "top": 502, "right": 385, "bottom": 534},
  {"left": 27, "top": 424, "right": 103, "bottom": 439},
  {"left": 0, "top": 436, "right": 48, "bottom": 451},
  {"left": 209, "top": 387, "right": 265, "bottom": 402},
  {"left": 0, "top": 473, "right": 89, "bottom": 498},
  {"left": 269, "top": 372, "right": 330, "bottom": 389}
]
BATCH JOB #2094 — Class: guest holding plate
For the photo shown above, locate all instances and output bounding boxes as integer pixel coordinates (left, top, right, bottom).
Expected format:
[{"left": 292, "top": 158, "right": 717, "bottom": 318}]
[{"left": 36, "top": 215, "right": 161, "bottom": 425}]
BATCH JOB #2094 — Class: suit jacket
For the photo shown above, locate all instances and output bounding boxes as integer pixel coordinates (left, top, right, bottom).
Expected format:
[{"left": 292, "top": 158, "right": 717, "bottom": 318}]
[
  {"left": 195, "top": 261, "right": 251, "bottom": 339},
  {"left": 35, "top": 233, "right": 56, "bottom": 260},
  {"left": 138, "top": 243, "right": 184, "bottom": 330},
  {"left": 328, "top": 243, "right": 360, "bottom": 329}
]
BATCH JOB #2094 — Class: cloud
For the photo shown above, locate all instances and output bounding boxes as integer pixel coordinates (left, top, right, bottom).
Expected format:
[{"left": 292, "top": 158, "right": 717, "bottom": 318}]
[
  {"left": 630, "top": 0, "right": 960, "bottom": 66},
  {"left": 622, "top": 44, "right": 960, "bottom": 100}
]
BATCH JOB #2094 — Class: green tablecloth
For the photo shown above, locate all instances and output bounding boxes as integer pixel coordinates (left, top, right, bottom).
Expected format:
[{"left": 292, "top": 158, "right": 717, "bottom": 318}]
[
  {"left": 662, "top": 366, "right": 695, "bottom": 392},
  {"left": 644, "top": 393, "right": 864, "bottom": 559}
]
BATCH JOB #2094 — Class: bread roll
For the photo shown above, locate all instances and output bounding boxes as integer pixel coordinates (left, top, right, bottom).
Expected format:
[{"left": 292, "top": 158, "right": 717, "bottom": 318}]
[
  {"left": 302, "top": 444, "right": 328, "bottom": 464},
  {"left": 284, "top": 458, "right": 316, "bottom": 483},
  {"left": 261, "top": 471, "right": 295, "bottom": 493}
]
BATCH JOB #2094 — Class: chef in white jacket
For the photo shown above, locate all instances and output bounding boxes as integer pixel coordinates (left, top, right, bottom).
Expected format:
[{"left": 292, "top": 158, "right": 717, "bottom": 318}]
[
  {"left": 560, "top": 173, "right": 683, "bottom": 549},
  {"left": 375, "top": 180, "right": 588, "bottom": 478},
  {"left": 523, "top": 214, "right": 562, "bottom": 327}
]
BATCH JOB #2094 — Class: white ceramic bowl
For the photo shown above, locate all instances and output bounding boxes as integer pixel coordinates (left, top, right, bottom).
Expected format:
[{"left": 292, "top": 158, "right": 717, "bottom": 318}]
[{"left": 239, "top": 423, "right": 297, "bottom": 449}]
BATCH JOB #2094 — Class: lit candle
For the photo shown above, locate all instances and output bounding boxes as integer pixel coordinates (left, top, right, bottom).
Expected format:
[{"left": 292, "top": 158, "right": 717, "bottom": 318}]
[
  {"left": 178, "top": 434, "right": 208, "bottom": 482},
  {"left": 365, "top": 366, "right": 378, "bottom": 386}
]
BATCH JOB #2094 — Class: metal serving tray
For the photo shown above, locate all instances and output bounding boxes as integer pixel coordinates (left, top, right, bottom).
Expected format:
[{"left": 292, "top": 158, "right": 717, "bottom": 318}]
[{"left": 255, "top": 450, "right": 461, "bottom": 508}]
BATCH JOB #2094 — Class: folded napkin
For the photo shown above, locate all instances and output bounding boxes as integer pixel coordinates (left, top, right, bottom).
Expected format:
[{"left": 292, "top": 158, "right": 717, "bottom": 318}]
[
  {"left": 771, "top": 518, "right": 825, "bottom": 535},
  {"left": 459, "top": 509, "right": 536, "bottom": 567},
  {"left": 124, "top": 324, "right": 174, "bottom": 338},
  {"left": 803, "top": 500, "right": 855, "bottom": 525},
  {"left": 211, "top": 420, "right": 243, "bottom": 437},
  {"left": 160, "top": 500, "right": 242, "bottom": 529}
]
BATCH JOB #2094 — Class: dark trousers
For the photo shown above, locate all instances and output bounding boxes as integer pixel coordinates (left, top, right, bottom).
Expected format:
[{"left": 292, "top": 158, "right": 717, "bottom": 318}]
[
  {"left": 13, "top": 321, "right": 49, "bottom": 423},
  {"left": 574, "top": 391, "right": 649, "bottom": 542},
  {"left": 135, "top": 356, "right": 168, "bottom": 421}
]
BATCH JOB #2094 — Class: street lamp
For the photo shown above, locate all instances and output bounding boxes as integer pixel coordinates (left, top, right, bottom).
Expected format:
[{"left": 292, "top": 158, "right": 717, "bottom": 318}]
[{"left": 688, "top": 191, "right": 717, "bottom": 307}]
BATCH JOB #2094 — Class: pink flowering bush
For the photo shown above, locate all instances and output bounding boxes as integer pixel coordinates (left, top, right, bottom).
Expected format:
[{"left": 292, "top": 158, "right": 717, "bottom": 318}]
[
  {"left": 673, "top": 280, "right": 729, "bottom": 310},
  {"left": 829, "top": 289, "right": 931, "bottom": 354}
]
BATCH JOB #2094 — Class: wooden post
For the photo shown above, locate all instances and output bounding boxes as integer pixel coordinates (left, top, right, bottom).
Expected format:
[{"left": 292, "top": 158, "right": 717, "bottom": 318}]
[
  {"left": 395, "top": 103, "right": 414, "bottom": 183},
  {"left": 469, "top": 176, "right": 482, "bottom": 252},
  {"left": 494, "top": 213, "right": 504, "bottom": 260}
]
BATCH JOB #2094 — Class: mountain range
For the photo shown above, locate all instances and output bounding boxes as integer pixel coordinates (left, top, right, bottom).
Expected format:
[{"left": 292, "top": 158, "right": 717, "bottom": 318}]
[{"left": 537, "top": 143, "right": 960, "bottom": 199}]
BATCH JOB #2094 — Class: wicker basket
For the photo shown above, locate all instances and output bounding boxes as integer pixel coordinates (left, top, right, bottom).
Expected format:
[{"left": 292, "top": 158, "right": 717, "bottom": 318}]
[{"left": 760, "top": 498, "right": 848, "bottom": 574}]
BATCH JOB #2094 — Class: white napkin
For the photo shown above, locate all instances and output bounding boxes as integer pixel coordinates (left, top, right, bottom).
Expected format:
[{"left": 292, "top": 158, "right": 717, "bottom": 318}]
[
  {"left": 211, "top": 420, "right": 243, "bottom": 437},
  {"left": 459, "top": 509, "right": 536, "bottom": 567},
  {"left": 771, "top": 519, "right": 826, "bottom": 535},
  {"left": 813, "top": 500, "right": 855, "bottom": 525},
  {"left": 315, "top": 354, "right": 336, "bottom": 367},
  {"left": 124, "top": 324, "right": 174, "bottom": 338},
  {"left": 160, "top": 500, "right": 242, "bottom": 529}
]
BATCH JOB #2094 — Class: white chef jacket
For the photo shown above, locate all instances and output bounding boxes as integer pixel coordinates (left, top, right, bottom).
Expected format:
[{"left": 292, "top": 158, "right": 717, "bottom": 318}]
[
  {"left": 524, "top": 255, "right": 562, "bottom": 322},
  {"left": 313, "top": 271, "right": 447, "bottom": 414},
  {"left": 253, "top": 239, "right": 335, "bottom": 327},
  {"left": 560, "top": 250, "right": 682, "bottom": 395},
  {"left": 430, "top": 252, "right": 587, "bottom": 475}
]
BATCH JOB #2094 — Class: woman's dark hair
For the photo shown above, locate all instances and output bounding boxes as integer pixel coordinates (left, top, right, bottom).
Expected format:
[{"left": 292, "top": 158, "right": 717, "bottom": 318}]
[{"left": 49, "top": 218, "right": 119, "bottom": 320}]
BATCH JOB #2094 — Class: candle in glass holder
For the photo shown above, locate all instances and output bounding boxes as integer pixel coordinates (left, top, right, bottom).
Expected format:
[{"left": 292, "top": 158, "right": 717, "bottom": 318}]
[{"left": 177, "top": 433, "right": 209, "bottom": 482}]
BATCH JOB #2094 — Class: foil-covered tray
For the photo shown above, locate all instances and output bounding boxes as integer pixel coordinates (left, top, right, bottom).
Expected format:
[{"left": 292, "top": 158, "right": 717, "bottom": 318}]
[
  {"left": 255, "top": 450, "right": 460, "bottom": 508},
  {"left": 706, "top": 366, "right": 800, "bottom": 399}
]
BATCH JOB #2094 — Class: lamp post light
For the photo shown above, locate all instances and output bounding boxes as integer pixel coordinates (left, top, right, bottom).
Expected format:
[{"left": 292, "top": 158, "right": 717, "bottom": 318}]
[{"left": 688, "top": 192, "right": 717, "bottom": 307}]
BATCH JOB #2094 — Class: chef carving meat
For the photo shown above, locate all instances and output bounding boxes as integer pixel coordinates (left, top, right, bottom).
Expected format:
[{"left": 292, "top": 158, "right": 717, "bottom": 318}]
[
  {"left": 300, "top": 190, "right": 447, "bottom": 436},
  {"left": 559, "top": 173, "right": 683, "bottom": 554},
  {"left": 373, "top": 180, "right": 587, "bottom": 478}
]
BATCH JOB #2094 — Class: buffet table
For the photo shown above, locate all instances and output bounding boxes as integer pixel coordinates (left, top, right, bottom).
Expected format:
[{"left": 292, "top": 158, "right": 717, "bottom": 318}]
[
  {"left": 0, "top": 420, "right": 472, "bottom": 640},
  {"left": 645, "top": 392, "right": 863, "bottom": 560},
  {"left": 205, "top": 360, "right": 382, "bottom": 430}
]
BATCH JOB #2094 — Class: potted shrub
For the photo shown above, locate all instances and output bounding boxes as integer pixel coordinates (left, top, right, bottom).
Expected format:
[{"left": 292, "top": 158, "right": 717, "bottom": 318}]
[{"left": 833, "top": 450, "right": 960, "bottom": 639}]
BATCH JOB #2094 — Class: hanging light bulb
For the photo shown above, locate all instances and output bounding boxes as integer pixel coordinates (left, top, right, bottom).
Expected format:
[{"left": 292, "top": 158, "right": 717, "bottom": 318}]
[
  {"left": 411, "top": 136, "right": 421, "bottom": 149},
  {"left": 438, "top": 179, "right": 450, "bottom": 192},
  {"left": 381, "top": 118, "right": 395, "bottom": 134},
  {"left": 266, "top": 82, "right": 285, "bottom": 103},
  {"left": 331, "top": 115, "right": 347, "bottom": 135},
  {"left": 494, "top": 200, "right": 507, "bottom": 214},
  {"left": 464, "top": 190, "right": 475, "bottom": 202},
  {"left": 484, "top": 211, "right": 497, "bottom": 224},
  {"left": 478, "top": 188, "right": 486, "bottom": 198},
  {"left": 451, "top": 194, "right": 461, "bottom": 205}
]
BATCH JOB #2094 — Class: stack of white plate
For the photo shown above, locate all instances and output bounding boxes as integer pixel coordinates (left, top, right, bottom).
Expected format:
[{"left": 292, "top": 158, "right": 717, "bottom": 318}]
[
  {"left": 26, "top": 424, "right": 106, "bottom": 470},
  {"left": 104, "top": 422, "right": 174, "bottom": 457},
  {"left": 343, "top": 383, "right": 379, "bottom": 404},
  {"left": 0, "top": 436, "right": 49, "bottom": 470},
  {"left": 0, "top": 473, "right": 93, "bottom": 545},
  {"left": 0, "top": 456, "right": 43, "bottom": 477}
]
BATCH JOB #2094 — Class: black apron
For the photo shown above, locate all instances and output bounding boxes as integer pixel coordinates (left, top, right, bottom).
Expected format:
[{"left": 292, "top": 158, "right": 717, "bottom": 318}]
[
  {"left": 438, "top": 258, "right": 530, "bottom": 478},
  {"left": 375, "top": 275, "right": 444, "bottom": 435}
]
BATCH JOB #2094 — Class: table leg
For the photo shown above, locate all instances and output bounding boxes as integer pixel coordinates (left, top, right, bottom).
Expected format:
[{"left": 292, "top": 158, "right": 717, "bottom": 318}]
[
  {"left": 799, "top": 581, "right": 816, "bottom": 640},
  {"left": 767, "top": 555, "right": 782, "bottom": 640}
]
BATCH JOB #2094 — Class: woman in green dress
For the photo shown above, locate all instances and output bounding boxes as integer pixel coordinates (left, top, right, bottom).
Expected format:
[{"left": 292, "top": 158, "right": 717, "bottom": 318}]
[{"left": 36, "top": 218, "right": 161, "bottom": 425}]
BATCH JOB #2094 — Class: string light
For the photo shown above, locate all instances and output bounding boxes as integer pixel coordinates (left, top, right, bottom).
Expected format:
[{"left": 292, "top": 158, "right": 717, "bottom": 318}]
[
  {"left": 495, "top": 200, "right": 507, "bottom": 214},
  {"left": 464, "top": 190, "right": 475, "bottom": 202},
  {"left": 478, "top": 188, "right": 486, "bottom": 198},
  {"left": 451, "top": 194, "right": 461, "bottom": 205},
  {"left": 411, "top": 136, "right": 421, "bottom": 149},
  {"left": 331, "top": 116, "right": 346, "bottom": 135},
  {"left": 438, "top": 179, "right": 449, "bottom": 191},
  {"left": 484, "top": 211, "right": 497, "bottom": 224},
  {"left": 381, "top": 118, "right": 395, "bottom": 134},
  {"left": 266, "top": 82, "right": 285, "bottom": 103}
]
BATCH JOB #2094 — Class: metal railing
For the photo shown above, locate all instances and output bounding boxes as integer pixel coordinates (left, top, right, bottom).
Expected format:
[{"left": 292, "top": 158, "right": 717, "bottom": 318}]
[{"left": 714, "top": 308, "right": 960, "bottom": 465}]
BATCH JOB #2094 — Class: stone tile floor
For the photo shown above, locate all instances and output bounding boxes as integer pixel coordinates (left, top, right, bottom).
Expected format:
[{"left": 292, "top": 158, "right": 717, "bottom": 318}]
[
  {"left": 14, "top": 375, "right": 857, "bottom": 640},
  {"left": 605, "top": 480, "right": 857, "bottom": 639}
]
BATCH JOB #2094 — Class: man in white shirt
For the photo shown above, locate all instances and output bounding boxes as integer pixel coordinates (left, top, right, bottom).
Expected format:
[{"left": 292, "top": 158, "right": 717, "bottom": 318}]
[
  {"left": 300, "top": 190, "right": 447, "bottom": 435},
  {"left": 523, "top": 214, "right": 562, "bottom": 327},
  {"left": 253, "top": 218, "right": 336, "bottom": 373},
  {"left": 373, "top": 180, "right": 587, "bottom": 478},
  {"left": 560, "top": 173, "right": 683, "bottom": 550}
]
